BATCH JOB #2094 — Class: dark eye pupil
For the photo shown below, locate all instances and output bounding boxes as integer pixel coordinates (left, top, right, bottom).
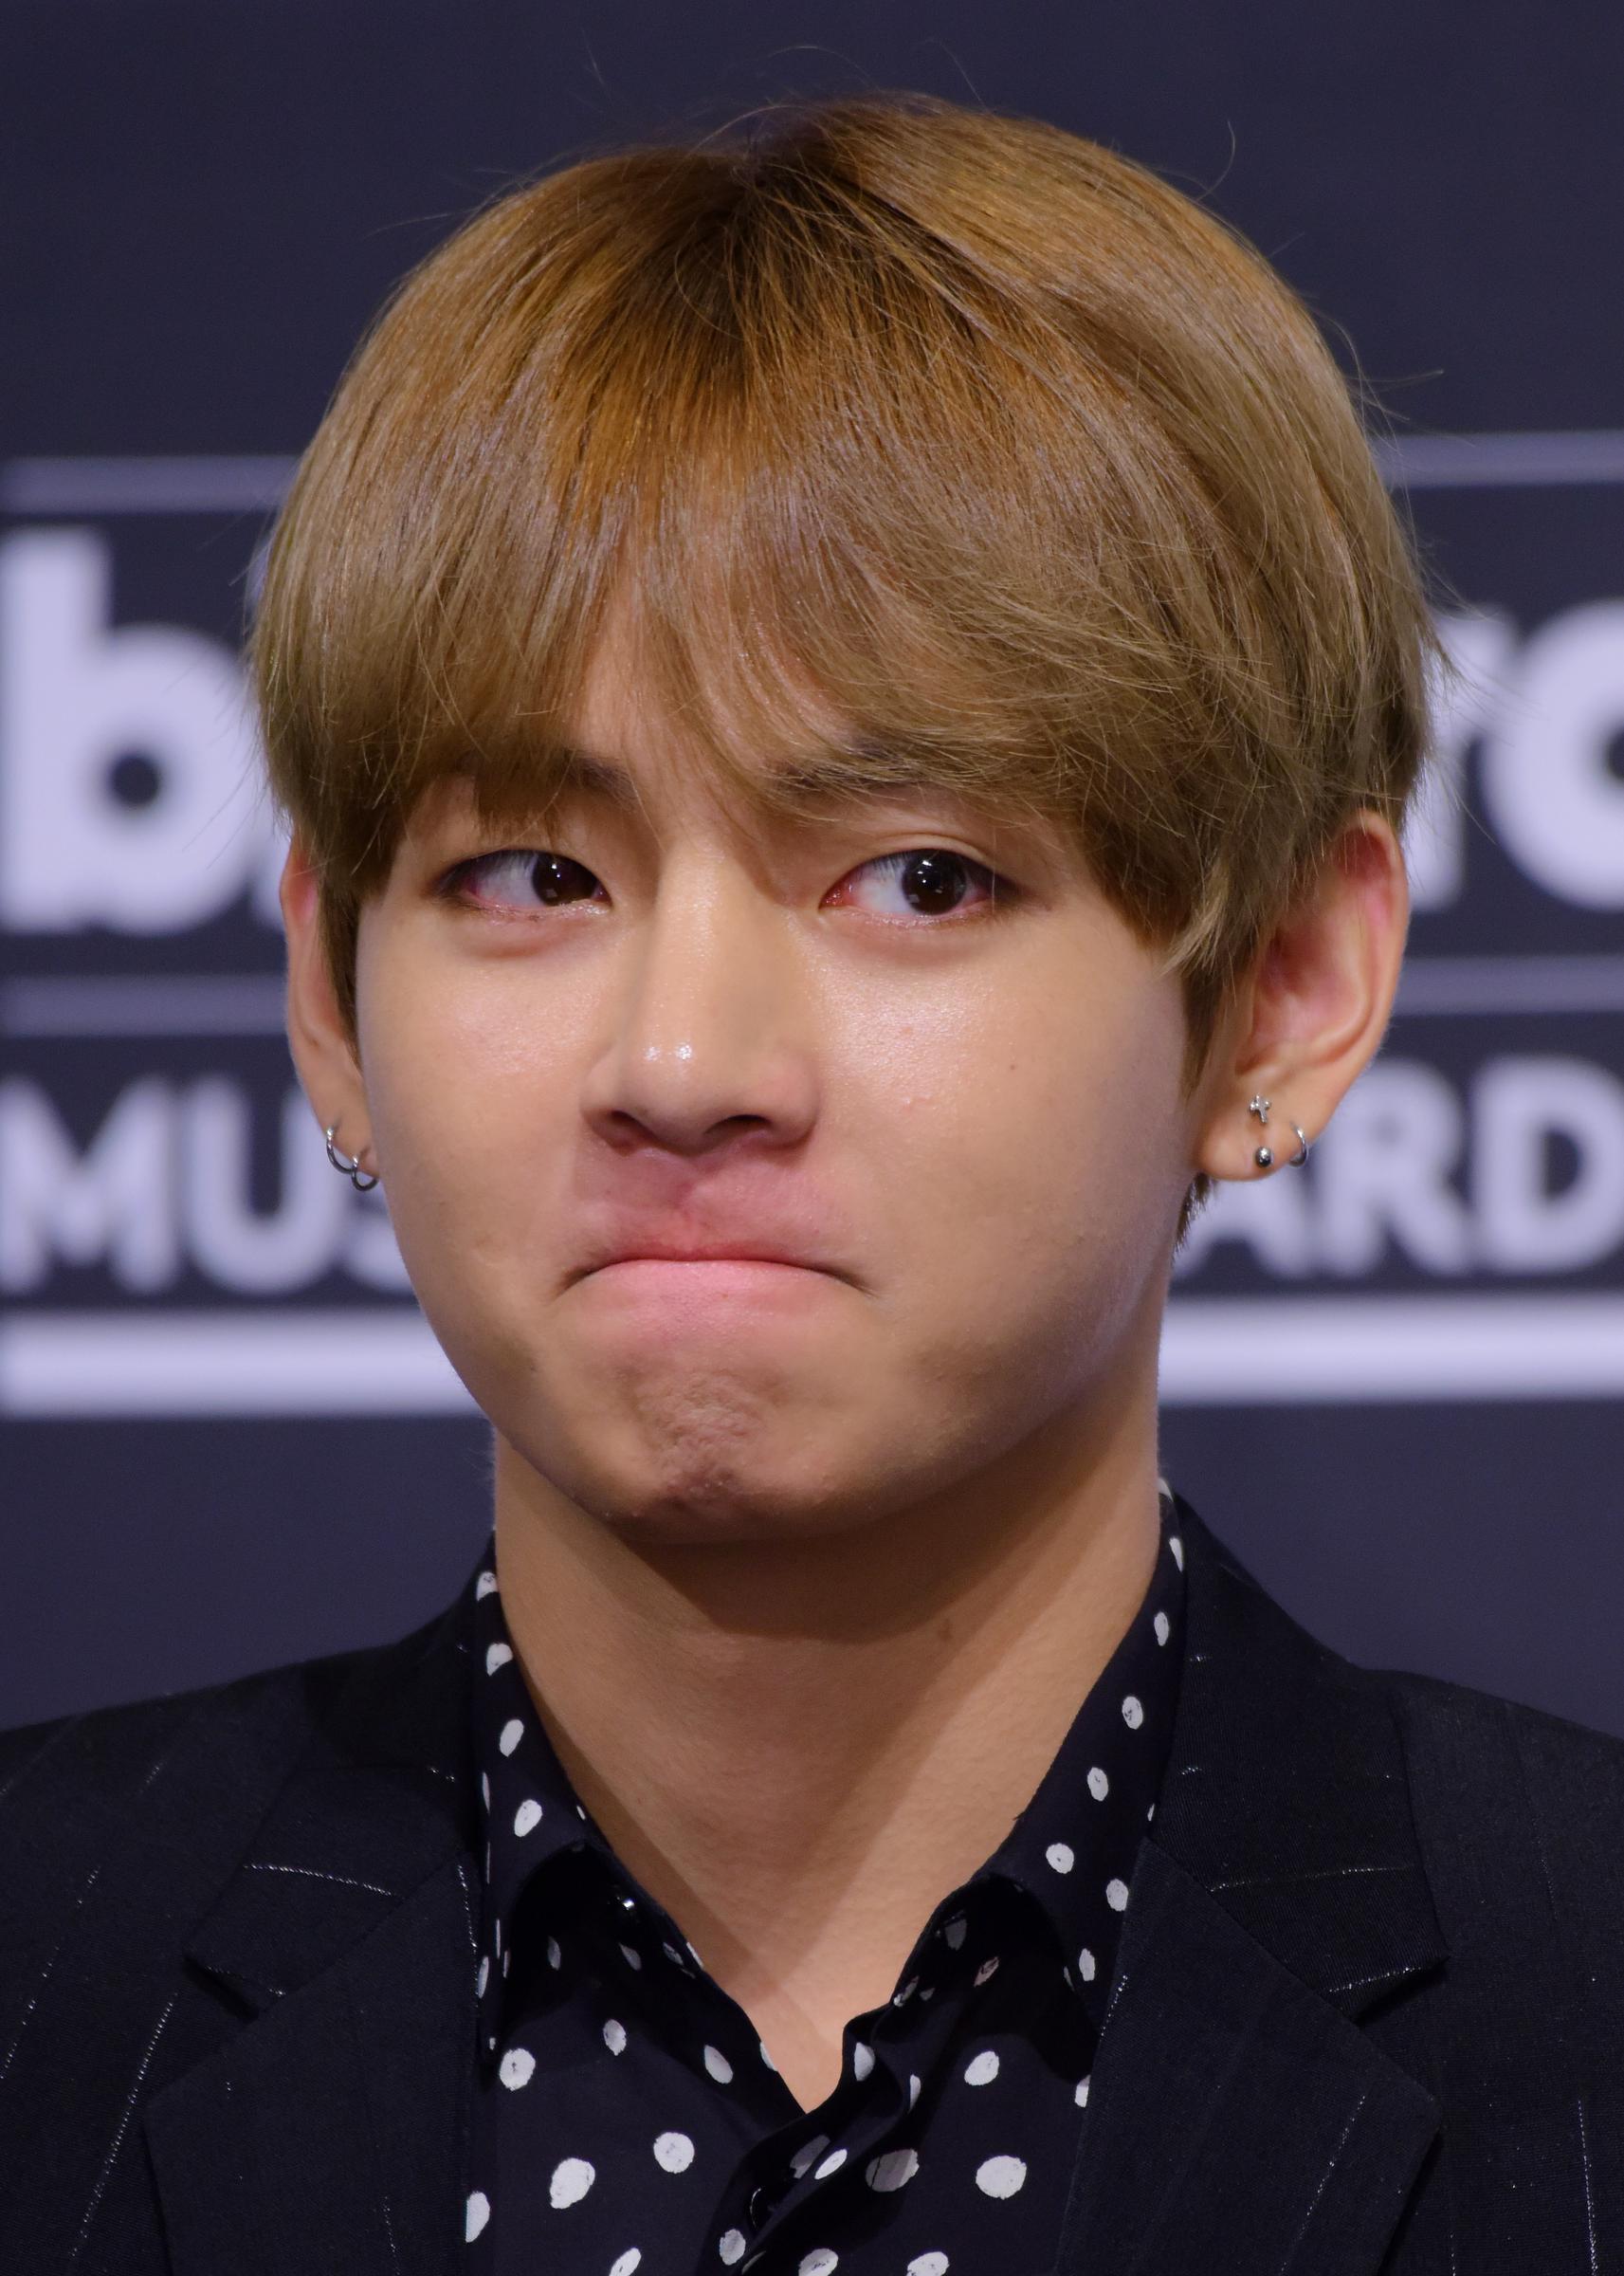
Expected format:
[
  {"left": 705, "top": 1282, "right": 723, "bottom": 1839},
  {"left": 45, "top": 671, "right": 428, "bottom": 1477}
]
[
  {"left": 901, "top": 852, "right": 968, "bottom": 914},
  {"left": 529, "top": 854, "right": 594, "bottom": 905}
]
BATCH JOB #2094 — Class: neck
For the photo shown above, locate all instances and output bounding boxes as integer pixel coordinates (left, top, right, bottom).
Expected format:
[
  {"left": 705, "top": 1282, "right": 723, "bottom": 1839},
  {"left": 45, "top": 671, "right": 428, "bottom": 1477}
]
[{"left": 489, "top": 1367, "right": 1164, "bottom": 2093}]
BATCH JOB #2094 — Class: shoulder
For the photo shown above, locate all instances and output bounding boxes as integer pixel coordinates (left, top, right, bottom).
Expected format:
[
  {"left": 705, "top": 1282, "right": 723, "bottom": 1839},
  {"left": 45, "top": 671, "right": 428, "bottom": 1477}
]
[
  {"left": 1184, "top": 1502, "right": 1624, "bottom": 2032},
  {"left": 0, "top": 1583, "right": 471, "bottom": 1882},
  {"left": 1348, "top": 1659, "right": 1624, "bottom": 2054},
  {"left": 1378, "top": 1661, "right": 1624, "bottom": 1907},
  {"left": 0, "top": 1638, "right": 374, "bottom": 1826},
  {"left": 1188, "top": 1499, "right": 1624, "bottom": 1889},
  {"left": 0, "top": 1630, "right": 423, "bottom": 1977}
]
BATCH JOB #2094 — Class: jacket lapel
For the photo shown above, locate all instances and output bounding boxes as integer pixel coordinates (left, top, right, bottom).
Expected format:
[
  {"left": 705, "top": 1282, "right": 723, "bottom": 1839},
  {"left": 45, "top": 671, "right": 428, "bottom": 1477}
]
[
  {"left": 1056, "top": 1498, "right": 1448, "bottom": 2274},
  {"left": 144, "top": 1591, "right": 482, "bottom": 2276}
]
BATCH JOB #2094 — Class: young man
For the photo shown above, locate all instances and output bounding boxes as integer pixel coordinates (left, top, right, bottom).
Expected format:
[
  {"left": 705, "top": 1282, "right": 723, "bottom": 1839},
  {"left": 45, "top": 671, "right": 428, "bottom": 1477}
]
[{"left": 3, "top": 90, "right": 1620, "bottom": 2275}]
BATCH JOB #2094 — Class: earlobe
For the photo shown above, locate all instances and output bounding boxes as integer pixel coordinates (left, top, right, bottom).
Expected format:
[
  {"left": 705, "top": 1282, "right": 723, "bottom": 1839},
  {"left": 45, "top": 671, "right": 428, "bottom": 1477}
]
[
  {"left": 1193, "top": 1084, "right": 1318, "bottom": 1187},
  {"left": 1242, "top": 1092, "right": 1312, "bottom": 1172}
]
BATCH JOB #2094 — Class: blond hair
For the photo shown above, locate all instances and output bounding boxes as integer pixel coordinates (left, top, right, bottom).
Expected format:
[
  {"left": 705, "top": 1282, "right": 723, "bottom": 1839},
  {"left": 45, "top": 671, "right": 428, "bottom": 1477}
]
[{"left": 252, "top": 90, "right": 1442, "bottom": 1232}]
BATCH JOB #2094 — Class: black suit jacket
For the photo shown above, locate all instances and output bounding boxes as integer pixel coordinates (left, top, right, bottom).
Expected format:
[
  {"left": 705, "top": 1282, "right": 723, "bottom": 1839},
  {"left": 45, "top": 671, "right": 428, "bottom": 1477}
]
[{"left": 3, "top": 1498, "right": 1622, "bottom": 2274}]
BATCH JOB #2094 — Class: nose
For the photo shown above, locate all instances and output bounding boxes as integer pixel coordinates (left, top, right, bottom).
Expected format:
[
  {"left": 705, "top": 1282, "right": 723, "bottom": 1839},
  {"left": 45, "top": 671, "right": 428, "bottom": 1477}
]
[{"left": 579, "top": 854, "right": 819, "bottom": 1158}]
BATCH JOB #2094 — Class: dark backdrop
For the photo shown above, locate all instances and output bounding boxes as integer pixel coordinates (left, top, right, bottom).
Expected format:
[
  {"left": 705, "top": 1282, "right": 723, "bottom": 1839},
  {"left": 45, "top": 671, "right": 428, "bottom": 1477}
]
[{"left": 3, "top": 1, "right": 1621, "bottom": 1733}]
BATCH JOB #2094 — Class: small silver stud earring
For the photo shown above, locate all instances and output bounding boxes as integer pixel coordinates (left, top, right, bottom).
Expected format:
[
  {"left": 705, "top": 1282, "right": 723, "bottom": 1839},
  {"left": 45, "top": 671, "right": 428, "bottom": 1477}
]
[{"left": 1249, "top": 1095, "right": 1272, "bottom": 1169}]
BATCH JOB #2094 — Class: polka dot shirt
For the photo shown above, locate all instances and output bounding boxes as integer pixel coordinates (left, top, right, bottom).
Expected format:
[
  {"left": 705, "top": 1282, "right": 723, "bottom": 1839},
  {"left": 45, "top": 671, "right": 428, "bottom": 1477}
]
[{"left": 461, "top": 1481, "right": 1187, "bottom": 2273}]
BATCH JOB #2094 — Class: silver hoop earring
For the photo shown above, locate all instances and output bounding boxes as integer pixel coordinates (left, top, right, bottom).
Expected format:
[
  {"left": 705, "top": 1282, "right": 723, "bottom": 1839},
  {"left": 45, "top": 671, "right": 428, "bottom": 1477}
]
[
  {"left": 1288, "top": 1123, "right": 1311, "bottom": 1168},
  {"left": 324, "top": 1123, "right": 380, "bottom": 1192}
]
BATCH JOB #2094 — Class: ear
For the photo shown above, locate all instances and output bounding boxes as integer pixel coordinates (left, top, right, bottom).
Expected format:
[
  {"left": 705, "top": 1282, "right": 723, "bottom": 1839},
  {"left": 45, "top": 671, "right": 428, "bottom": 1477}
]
[
  {"left": 1192, "top": 810, "right": 1411, "bottom": 1184},
  {"left": 280, "top": 836, "right": 374, "bottom": 1180}
]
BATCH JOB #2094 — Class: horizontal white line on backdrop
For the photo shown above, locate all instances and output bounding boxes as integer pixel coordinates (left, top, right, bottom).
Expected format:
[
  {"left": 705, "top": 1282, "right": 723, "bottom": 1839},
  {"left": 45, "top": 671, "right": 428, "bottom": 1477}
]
[
  {"left": 2, "top": 976, "right": 289, "bottom": 1037},
  {"left": 0, "top": 1309, "right": 473, "bottom": 1416},
  {"left": 1161, "top": 1294, "right": 1624, "bottom": 1402},
  {"left": 1370, "top": 429, "right": 1624, "bottom": 488},
  {"left": 3, "top": 1296, "right": 1621, "bottom": 1415},
  {"left": 0, "top": 456, "right": 300, "bottom": 515},
  {"left": 7, "top": 432, "right": 1624, "bottom": 516},
  {"left": 6, "top": 957, "right": 1624, "bottom": 1038},
  {"left": 1390, "top": 956, "right": 1624, "bottom": 1015}
]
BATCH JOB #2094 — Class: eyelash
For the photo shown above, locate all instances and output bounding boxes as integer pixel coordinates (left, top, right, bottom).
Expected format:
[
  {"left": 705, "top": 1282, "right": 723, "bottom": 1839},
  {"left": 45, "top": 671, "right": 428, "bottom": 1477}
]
[{"left": 438, "top": 847, "right": 1020, "bottom": 926}]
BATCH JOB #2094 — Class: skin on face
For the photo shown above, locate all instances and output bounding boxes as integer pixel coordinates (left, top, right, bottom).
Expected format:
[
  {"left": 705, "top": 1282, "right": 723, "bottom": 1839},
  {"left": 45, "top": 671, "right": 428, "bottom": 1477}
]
[
  {"left": 294, "top": 635, "right": 1213, "bottom": 1561},
  {"left": 283, "top": 614, "right": 1408, "bottom": 1570}
]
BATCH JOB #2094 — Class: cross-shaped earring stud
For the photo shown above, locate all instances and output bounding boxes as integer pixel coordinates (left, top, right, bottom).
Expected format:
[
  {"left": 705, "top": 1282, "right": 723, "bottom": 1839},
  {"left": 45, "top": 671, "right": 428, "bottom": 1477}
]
[{"left": 1248, "top": 1094, "right": 1271, "bottom": 1125}]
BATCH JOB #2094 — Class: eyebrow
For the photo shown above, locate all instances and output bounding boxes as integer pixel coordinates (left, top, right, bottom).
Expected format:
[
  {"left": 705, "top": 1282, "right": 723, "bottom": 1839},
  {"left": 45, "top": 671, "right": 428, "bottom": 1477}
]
[
  {"left": 551, "top": 740, "right": 978, "bottom": 819},
  {"left": 541, "top": 746, "right": 645, "bottom": 813}
]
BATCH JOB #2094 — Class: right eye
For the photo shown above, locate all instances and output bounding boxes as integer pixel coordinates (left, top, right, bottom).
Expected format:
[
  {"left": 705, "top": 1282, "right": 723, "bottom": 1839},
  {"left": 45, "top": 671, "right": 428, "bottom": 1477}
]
[{"left": 445, "top": 850, "right": 606, "bottom": 911}]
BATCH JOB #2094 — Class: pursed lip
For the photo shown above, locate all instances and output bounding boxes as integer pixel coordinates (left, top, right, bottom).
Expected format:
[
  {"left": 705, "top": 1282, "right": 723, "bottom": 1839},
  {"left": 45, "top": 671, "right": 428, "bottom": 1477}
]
[{"left": 567, "top": 1237, "right": 845, "bottom": 1287}]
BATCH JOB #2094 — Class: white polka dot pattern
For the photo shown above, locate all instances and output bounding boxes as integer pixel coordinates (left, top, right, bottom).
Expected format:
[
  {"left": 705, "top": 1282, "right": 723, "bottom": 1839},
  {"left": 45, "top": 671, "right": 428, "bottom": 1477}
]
[
  {"left": 458, "top": 1479, "right": 1188, "bottom": 2268},
  {"left": 548, "top": 2156, "right": 593, "bottom": 2208},
  {"left": 791, "top": 2134, "right": 830, "bottom": 2178}
]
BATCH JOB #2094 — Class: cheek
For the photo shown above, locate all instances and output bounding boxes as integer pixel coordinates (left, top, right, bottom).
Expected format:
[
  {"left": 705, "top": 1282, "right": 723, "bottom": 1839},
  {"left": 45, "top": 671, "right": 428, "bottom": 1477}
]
[
  {"left": 358, "top": 916, "right": 592, "bottom": 1138},
  {"left": 871, "top": 971, "right": 1185, "bottom": 1267},
  {"left": 854, "top": 970, "right": 1189, "bottom": 1425},
  {"left": 354, "top": 956, "right": 586, "bottom": 1275}
]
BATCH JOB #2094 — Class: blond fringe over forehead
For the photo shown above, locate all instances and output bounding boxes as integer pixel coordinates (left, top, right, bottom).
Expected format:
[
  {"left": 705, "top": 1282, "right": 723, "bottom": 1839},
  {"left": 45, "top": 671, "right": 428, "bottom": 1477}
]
[{"left": 253, "top": 90, "right": 1441, "bottom": 1137}]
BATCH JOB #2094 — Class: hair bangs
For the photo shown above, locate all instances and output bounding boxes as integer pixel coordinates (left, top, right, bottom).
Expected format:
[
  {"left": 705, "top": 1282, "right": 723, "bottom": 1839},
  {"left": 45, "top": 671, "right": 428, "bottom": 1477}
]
[{"left": 252, "top": 90, "right": 1444, "bottom": 1147}]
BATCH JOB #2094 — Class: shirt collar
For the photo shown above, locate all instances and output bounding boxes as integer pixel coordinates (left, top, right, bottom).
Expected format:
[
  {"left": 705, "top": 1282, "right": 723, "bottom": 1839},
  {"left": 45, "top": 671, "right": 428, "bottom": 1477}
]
[
  {"left": 464, "top": 1479, "right": 1187, "bottom": 2062},
  {"left": 971, "top": 1480, "right": 1186, "bottom": 1994},
  {"left": 465, "top": 1559, "right": 609, "bottom": 2057}
]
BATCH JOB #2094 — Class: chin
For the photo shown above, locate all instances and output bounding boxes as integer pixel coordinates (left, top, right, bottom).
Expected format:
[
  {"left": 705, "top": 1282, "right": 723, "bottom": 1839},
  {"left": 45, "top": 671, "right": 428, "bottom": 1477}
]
[
  {"left": 590, "top": 1462, "right": 864, "bottom": 1549},
  {"left": 540, "top": 1425, "right": 884, "bottom": 1550}
]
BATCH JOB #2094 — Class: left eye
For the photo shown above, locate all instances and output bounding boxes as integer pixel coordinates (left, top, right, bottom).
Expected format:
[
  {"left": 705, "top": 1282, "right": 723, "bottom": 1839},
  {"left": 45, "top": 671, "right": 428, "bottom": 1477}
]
[
  {"left": 449, "top": 852, "right": 604, "bottom": 909},
  {"left": 831, "top": 850, "right": 1001, "bottom": 920}
]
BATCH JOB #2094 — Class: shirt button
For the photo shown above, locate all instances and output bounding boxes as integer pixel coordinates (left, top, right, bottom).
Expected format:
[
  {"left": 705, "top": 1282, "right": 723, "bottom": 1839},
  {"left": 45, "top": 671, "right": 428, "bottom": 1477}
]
[{"left": 748, "top": 2184, "right": 770, "bottom": 2227}]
